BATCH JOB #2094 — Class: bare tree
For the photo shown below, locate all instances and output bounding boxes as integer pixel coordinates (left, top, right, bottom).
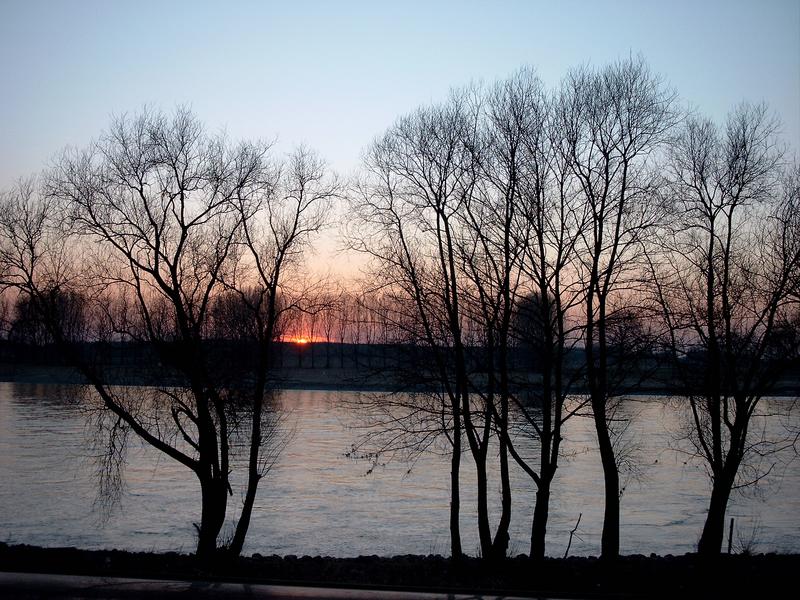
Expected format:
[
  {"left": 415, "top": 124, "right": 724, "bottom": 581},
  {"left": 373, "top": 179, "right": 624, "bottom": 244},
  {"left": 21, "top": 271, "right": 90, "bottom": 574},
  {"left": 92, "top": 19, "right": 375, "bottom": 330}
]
[
  {"left": 455, "top": 70, "right": 541, "bottom": 560},
  {"left": 222, "top": 144, "right": 338, "bottom": 554},
  {"left": 649, "top": 105, "right": 800, "bottom": 555},
  {"left": 560, "top": 57, "right": 679, "bottom": 559},
  {"left": 46, "top": 108, "right": 271, "bottom": 559},
  {"left": 1, "top": 109, "right": 330, "bottom": 559},
  {"left": 319, "top": 289, "right": 342, "bottom": 368},
  {"left": 0, "top": 178, "right": 88, "bottom": 348},
  {"left": 475, "top": 68, "right": 589, "bottom": 560},
  {"left": 353, "top": 75, "right": 591, "bottom": 560},
  {"left": 349, "top": 90, "right": 484, "bottom": 558}
]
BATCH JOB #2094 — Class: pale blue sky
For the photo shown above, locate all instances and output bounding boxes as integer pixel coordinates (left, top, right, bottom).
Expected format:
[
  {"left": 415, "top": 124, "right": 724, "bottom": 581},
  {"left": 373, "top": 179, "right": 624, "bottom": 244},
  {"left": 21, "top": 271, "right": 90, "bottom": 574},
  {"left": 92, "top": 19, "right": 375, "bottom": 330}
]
[{"left": 1, "top": 0, "right": 798, "bottom": 188}]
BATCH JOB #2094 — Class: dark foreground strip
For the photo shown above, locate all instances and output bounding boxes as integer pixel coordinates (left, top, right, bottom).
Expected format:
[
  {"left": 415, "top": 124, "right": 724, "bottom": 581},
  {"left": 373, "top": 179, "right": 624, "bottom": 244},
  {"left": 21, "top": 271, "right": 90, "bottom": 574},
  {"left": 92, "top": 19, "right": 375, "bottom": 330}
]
[{"left": 0, "top": 572, "right": 553, "bottom": 600}]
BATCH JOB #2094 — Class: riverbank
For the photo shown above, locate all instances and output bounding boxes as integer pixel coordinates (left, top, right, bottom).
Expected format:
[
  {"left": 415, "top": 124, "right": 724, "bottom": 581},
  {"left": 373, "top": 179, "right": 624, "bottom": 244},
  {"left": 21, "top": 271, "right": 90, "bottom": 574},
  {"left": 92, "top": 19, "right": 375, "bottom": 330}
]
[
  {"left": 2, "top": 363, "right": 799, "bottom": 396},
  {"left": 0, "top": 543, "right": 797, "bottom": 599}
]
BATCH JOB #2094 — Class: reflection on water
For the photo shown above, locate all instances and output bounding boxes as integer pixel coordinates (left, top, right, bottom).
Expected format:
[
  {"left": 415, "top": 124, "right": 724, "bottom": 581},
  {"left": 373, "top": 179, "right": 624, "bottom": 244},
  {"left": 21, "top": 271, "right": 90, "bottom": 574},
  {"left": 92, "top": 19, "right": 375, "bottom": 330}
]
[{"left": 0, "top": 382, "right": 798, "bottom": 557}]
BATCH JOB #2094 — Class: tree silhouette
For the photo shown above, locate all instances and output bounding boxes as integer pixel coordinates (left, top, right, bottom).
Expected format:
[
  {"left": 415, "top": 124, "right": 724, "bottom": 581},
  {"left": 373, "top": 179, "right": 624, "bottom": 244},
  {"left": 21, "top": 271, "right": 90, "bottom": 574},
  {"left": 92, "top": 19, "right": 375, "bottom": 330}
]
[
  {"left": 1, "top": 109, "right": 332, "bottom": 558},
  {"left": 560, "top": 57, "right": 679, "bottom": 559},
  {"left": 649, "top": 105, "right": 800, "bottom": 555}
]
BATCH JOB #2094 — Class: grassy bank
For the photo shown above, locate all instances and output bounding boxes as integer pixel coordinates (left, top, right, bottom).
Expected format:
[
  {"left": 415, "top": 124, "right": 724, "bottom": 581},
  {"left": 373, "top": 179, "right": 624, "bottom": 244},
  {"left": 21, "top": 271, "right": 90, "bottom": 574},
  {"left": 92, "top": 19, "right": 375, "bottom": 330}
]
[{"left": 0, "top": 542, "right": 796, "bottom": 598}]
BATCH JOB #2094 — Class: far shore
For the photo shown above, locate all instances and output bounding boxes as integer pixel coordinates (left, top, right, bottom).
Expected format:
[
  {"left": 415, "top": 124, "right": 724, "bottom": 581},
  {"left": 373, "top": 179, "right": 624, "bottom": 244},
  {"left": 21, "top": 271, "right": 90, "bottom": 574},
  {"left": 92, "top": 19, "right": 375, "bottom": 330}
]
[
  {"left": 1, "top": 362, "right": 799, "bottom": 397},
  {"left": 0, "top": 542, "right": 797, "bottom": 599}
]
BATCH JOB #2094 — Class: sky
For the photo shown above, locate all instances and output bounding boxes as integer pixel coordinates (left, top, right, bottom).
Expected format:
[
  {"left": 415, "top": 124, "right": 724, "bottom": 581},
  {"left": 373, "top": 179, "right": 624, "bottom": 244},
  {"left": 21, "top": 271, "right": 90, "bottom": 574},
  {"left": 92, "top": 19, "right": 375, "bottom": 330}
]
[{"left": 1, "top": 0, "right": 798, "bottom": 270}]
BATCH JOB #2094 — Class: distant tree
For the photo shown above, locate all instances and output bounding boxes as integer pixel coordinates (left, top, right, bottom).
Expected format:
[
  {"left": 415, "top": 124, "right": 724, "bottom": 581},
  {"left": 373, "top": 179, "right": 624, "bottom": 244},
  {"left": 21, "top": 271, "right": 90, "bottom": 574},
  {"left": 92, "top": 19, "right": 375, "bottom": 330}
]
[
  {"left": 335, "top": 292, "right": 352, "bottom": 368},
  {"left": 9, "top": 288, "right": 88, "bottom": 347},
  {"left": 0, "top": 293, "right": 11, "bottom": 340},
  {"left": 319, "top": 290, "right": 342, "bottom": 368},
  {"left": 0, "top": 178, "right": 89, "bottom": 351},
  {"left": 649, "top": 106, "right": 800, "bottom": 556},
  {"left": 603, "top": 304, "right": 660, "bottom": 393}
]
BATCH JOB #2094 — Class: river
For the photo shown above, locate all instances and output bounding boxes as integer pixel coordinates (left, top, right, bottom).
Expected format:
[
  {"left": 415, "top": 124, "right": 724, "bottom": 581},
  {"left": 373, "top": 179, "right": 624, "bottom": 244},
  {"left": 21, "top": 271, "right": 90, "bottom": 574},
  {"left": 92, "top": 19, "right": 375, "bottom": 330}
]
[{"left": 0, "top": 382, "right": 798, "bottom": 557}]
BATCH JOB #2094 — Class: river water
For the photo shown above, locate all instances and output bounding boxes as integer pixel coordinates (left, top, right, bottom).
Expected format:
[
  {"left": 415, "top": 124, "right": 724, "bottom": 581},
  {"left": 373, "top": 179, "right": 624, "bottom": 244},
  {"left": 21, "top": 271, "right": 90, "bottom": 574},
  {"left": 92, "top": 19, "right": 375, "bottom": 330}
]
[{"left": 0, "top": 382, "right": 798, "bottom": 557}]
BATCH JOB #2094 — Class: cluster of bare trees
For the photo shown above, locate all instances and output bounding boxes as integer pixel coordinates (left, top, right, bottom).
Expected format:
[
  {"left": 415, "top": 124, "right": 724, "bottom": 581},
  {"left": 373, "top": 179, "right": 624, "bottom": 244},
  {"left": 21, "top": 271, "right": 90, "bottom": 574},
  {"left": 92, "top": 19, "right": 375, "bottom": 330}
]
[
  {"left": 348, "top": 57, "right": 799, "bottom": 560},
  {"left": 0, "top": 57, "right": 797, "bottom": 562},
  {"left": 0, "top": 108, "right": 339, "bottom": 558}
]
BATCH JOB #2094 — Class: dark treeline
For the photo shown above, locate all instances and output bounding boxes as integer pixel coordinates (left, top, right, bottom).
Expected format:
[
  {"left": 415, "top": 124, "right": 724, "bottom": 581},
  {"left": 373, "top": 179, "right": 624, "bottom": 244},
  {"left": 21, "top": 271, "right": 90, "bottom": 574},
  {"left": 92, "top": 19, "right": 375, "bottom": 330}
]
[
  {"left": 1, "top": 285, "right": 739, "bottom": 396},
  {"left": 0, "top": 57, "right": 798, "bottom": 562}
]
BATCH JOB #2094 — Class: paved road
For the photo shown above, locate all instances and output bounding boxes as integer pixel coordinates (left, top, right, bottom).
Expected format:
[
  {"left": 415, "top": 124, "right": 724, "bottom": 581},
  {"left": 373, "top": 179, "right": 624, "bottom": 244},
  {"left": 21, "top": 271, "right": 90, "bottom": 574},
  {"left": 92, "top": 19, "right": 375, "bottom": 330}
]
[{"left": 0, "top": 572, "right": 545, "bottom": 599}]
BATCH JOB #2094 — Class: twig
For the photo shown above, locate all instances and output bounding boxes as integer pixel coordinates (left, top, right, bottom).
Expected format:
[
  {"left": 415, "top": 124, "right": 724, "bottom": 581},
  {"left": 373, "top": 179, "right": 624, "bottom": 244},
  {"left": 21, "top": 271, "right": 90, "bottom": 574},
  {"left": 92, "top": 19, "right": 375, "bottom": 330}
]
[
  {"left": 564, "top": 513, "right": 582, "bottom": 559},
  {"left": 728, "top": 517, "right": 734, "bottom": 554}
]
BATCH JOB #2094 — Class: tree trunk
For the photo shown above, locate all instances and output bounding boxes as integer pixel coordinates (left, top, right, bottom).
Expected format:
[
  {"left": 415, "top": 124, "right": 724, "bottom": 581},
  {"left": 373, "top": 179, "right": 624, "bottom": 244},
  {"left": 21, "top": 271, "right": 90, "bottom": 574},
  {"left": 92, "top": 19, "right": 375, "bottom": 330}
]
[
  {"left": 698, "top": 477, "right": 733, "bottom": 556},
  {"left": 594, "top": 401, "right": 620, "bottom": 560},
  {"left": 492, "top": 341, "right": 512, "bottom": 561},
  {"left": 196, "top": 476, "right": 227, "bottom": 559},
  {"left": 475, "top": 456, "right": 493, "bottom": 558},
  {"left": 228, "top": 472, "right": 258, "bottom": 556},
  {"left": 530, "top": 482, "right": 551, "bottom": 560},
  {"left": 228, "top": 392, "right": 265, "bottom": 556},
  {"left": 492, "top": 417, "right": 511, "bottom": 560},
  {"left": 599, "top": 452, "right": 620, "bottom": 559},
  {"left": 450, "top": 407, "right": 463, "bottom": 559}
]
